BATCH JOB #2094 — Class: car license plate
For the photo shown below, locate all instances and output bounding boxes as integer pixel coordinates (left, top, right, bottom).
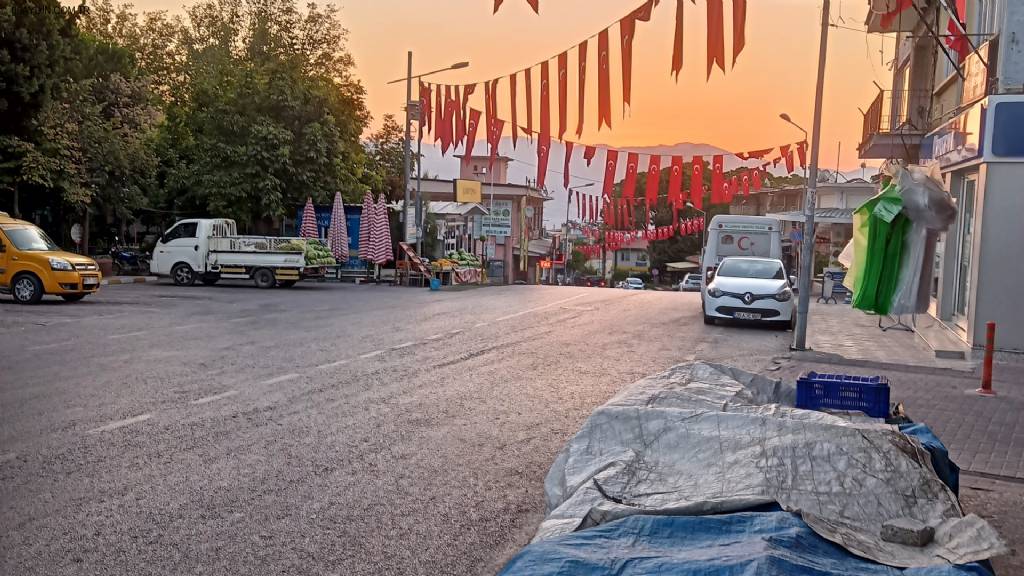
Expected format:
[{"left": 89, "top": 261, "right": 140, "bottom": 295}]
[
  {"left": 735, "top": 312, "right": 761, "bottom": 320},
  {"left": 83, "top": 277, "right": 98, "bottom": 286}
]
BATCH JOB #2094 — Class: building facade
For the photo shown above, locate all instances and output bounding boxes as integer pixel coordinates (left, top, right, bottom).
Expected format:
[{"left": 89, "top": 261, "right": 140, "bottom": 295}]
[{"left": 860, "top": 0, "right": 1024, "bottom": 353}]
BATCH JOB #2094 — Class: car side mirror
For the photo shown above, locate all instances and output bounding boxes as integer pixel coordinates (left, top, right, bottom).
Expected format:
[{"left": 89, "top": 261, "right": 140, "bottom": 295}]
[{"left": 789, "top": 275, "right": 797, "bottom": 287}]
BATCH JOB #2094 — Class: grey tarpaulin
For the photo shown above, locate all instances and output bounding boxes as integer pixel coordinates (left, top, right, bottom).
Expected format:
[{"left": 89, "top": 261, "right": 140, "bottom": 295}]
[{"left": 536, "top": 362, "right": 1006, "bottom": 568}]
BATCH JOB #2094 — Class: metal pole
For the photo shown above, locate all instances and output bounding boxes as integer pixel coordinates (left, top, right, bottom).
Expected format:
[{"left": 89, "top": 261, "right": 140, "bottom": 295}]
[
  {"left": 402, "top": 51, "right": 413, "bottom": 284},
  {"left": 415, "top": 129, "right": 423, "bottom": 258},
  {"left": 793, "top": 0, "right": 830, "bottom": 351}
]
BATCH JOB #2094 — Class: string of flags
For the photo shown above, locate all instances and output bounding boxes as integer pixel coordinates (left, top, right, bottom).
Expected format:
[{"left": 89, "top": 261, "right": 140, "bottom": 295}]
[{"left": 572, "top": 216, "right": 706, "bottom": 258}]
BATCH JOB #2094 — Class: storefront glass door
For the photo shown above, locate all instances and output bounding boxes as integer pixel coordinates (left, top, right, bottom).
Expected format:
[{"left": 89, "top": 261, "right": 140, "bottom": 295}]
[{"left": 953, "top": 175, "right": 977, "bottom": 329}]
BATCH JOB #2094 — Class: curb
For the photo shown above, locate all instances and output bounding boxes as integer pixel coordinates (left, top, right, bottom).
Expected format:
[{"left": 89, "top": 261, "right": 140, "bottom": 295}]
[
  {"left": 786, "top": 350, "right": 977, "bottom": 376},
  {"left": 101, "top": 276, "right": 160, "bottom": 286}
]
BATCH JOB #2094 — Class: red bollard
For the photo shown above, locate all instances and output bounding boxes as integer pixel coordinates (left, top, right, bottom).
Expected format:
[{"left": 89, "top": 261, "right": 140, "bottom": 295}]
[{"left": 976, "top": 321, "right": 997, "bottom": 397}]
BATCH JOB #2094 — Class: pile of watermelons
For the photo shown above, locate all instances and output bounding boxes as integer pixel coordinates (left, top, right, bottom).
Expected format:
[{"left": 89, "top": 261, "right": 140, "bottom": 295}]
[
  {"left": 446, "top": 250, "right": 480, "bottom": 268},
  {"left": 304, "top": 240, "right": 337, "bottom": 266}
]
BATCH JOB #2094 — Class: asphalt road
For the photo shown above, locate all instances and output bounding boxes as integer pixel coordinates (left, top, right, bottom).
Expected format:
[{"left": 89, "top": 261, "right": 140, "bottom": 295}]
[{"left": 0, "top": 281, "right": 792, "bottom": 575}]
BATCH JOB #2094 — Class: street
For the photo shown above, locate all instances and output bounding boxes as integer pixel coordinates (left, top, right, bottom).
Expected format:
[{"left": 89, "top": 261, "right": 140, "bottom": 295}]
[{"left": 0, "top": 282, "right": 793, "bottom": 575}]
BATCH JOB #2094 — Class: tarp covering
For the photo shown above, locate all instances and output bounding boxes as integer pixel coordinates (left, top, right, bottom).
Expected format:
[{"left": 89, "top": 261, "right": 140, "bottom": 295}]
[
  {"left": 534, "top": 363, "right": 1005, "bottom": 568},
  {"left": 501, "top": 512, "right": 993, "bottom": 575}
]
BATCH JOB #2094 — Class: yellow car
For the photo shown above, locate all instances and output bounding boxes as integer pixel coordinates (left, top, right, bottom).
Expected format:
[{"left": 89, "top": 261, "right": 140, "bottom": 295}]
[{"left": 0, "top": 212, "right": 101, "bottom": 304}]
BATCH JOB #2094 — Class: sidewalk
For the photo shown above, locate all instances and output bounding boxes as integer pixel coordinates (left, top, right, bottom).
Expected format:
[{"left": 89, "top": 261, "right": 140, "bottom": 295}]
[{"left": 101, "top": 276, "right": 159, "bottom": 286}]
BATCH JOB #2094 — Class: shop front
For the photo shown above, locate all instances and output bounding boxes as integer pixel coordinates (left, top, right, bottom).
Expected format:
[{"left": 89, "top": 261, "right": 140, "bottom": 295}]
[{"left": 921, "top": 95, "right": 1024, "bottom": 353}]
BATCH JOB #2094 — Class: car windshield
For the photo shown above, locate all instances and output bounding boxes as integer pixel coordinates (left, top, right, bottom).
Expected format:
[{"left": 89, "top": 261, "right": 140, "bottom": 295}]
[
  {"left": 716, "top": 259, "right": 784, "bottom": 280},
  {"left": 2, "top": 226, "right": 60, "bottom": 251},
  {"left": 627, "top": 278, "right": 643, "bottom": 285}
]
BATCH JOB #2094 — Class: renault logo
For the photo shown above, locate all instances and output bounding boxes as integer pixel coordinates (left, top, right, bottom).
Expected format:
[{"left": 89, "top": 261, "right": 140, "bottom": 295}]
[{"left": 743, "top": 292, "right": 755, "bottom": 305}]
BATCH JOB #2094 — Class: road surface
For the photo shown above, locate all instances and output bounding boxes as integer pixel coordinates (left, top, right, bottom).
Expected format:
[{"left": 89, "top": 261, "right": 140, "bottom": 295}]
[{"left": 0, "top": 282, "right": 792, "bottom": 575}]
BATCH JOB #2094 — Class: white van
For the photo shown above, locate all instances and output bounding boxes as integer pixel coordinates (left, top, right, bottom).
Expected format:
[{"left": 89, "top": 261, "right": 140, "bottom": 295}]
[{"left": 701, "top": 215, "right": 783, "bottom": 285}]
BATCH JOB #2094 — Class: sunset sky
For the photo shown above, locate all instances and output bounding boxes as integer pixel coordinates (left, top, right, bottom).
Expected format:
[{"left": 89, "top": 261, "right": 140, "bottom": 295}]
[{"left": 107, "top": 0, "right": 892, "bottom": 172}]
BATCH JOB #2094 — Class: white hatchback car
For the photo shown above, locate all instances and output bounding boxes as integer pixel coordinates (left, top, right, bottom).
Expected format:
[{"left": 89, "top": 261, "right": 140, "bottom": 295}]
[{"left": 702, "top": 257, "right": 795, "bottom": 329}]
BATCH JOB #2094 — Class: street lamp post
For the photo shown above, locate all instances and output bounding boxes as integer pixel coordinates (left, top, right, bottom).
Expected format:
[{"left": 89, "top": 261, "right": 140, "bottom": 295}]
[
  {"left": 789, "top": 0, "right": 831, "bottom": 350},
  {"left": 779, "top": 112, "right": 810, "bottom": 275},
  {"left": 388, "top": 56, "right": 469, "bottom": 252}
]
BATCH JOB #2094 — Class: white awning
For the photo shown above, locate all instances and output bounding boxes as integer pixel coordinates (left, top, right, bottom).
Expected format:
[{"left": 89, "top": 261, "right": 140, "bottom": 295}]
[{"left": 767, "top": 208, "right": 854, "bottom": 225}]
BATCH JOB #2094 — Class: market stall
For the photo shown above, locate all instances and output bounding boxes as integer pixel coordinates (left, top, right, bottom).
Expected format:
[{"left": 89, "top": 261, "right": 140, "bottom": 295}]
[{"left": 433, "top": 249, "right": 483, "bottom": 286}]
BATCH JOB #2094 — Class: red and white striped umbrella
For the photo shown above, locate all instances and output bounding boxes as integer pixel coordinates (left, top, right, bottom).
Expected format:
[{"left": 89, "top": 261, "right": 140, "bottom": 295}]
[
  {"left": 328, "top": 192, "right": 349, "bottom": 262},
  {"left": 371, "top": 193, "right": 393, "bottom": 264},
  {"left": 358, "top": 191, "right": 374, "bottom": 261},
  {"left": 300, "top": 197, "right": 318, "bottom": 239}
]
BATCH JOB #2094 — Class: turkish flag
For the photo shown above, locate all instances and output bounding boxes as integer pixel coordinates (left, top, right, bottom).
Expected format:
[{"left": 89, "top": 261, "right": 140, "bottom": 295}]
[
  {"left": 576, "top": 40, "right": 587, "bottom": 137},
  {"left": 645, "top": 155, "right": 662, "bottom": 208},
  {"left": 557, "top": 51, "right": 568, "bottom": 140},
  {"left": 527, "top": 0, "right": 539, "bottom": 13},
  {"left": 454, "top": 85, "right": 464, "bottom": 146},
  {"left": 434, "top": 84, "right": 443, "bottom": 143},
  {"left": 622, "top": 152, "right": 639, "bottom": 201},
  {"left": 946, "top": 0, "right": 970, "bottom": 62},
  {"left": 780, "top": 144, "right": 795, "bottom": 173},
  {"left": 753, "top": 168, "right": 763, "bottom": 190},
  {"left": 509, "top": 74, "right": 518, "bottom": 149},
  {"left": 583, "top": 145, "right": 597, "bottom": 166},
  {"left": 563, "top": 141, "right": 574, "bottom": 190},
  {"left": 741, "top": 170, "right": 751, "bottom": 196},
  {"left": 707, "top": 0, "right": 725, "bottom": 79},
  {"left": 737, "top": 147, "right": 774, "bottom": 160},
  {"left": 463, "top": 108, "right": 482, "bottom": 164},
  {"left": 602, "top": 194, "right": 612, "bottom": 226},
  {"left": 441, "top": 95, "right": 458, "bottom": 155},
  {"left": 524, "top": 67, "right": 533, "bottom": 139},
  {"left": 488, "top": 117, "right": 505, "bottom": 171},
  {"left": 489, "top": 78, "right": 499, "bottom": 124},
  {"left": 419, "top": 82, "right": 431, "bottom": 139},
  {"left": 669, "top": 156, "right": 684, "bottom": 205},
  {"left": 620, "top": 13, "right": 636, "bottom": 116},
  {"left": 672, "top": 0, "right": 685, "bottom": 81},
  {"left": 732, "top": 0, "right": 747, "bottom": 68},
  {"left": 602, "top": 149, "right": 619, "bottom": 197},
  {"left": 711, "top": 155, "right": 725, "bottom": 203},
  {"left": 690, "top": 156, "right": 704, "bottom": 210},
  {"left": 538, "top": 60, "right": 552, "bottom": 188},
  {"left": 729, "top": 175, "right": 739, "bottom": 202},
  {"left": 597, "top": 29, "right": 612, "bottom": 130},
  {"left": 797, "top": 140, "right": 808, "bottom": 169},
  {"left": 483, "top": 81, "right": 493, "bottom": 150}
]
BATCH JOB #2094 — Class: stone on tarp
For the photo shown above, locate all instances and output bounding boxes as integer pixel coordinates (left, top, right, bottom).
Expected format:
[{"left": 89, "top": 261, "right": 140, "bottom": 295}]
[{"left": 881, "top": 517, "right": 935, "bottom": 548}]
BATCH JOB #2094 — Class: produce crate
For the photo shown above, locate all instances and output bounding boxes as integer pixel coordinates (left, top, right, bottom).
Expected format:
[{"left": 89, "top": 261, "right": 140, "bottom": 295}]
[{"left": 796, "top": 372, "right": 890, "bottom": 418}]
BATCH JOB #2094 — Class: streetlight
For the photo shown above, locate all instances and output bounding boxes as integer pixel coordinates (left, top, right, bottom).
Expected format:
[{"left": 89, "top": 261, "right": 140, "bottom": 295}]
[
  {"left": 788, "top": 0, "right": 831, "bottom": 350},
  {"left": 387, "top": 55, "right": 470, "bottom": 263}
]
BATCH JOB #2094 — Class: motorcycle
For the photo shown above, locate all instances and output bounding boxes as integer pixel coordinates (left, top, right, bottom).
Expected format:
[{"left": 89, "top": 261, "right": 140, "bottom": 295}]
[{"left": 109, "top": 238, "right": 150, "bottom": 276}]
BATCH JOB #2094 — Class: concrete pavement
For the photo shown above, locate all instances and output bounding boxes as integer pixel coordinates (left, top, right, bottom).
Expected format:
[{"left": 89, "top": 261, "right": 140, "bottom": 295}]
[{"left": 0, "top": 282, "right": 791, "bottom": 576}]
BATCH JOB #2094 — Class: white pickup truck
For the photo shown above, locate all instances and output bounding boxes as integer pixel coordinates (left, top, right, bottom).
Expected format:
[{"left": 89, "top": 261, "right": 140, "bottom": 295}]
[{"left": 151, "top": 218, "right": 326, "bottom": 288}]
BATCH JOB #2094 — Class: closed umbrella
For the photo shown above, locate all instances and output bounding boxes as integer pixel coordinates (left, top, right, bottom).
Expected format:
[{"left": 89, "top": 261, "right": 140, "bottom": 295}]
[
  {"left": 358, "top": 191, "right": 374, "bottom": 261},
  {"left": 371, "top": 193, "right": 393, "bottom": 264},
  {"left": 328, "top": 192, "right": 349, "bottom": 262},
  {"left": 300, "top": 197, "right": 318, "bottom": 239}
]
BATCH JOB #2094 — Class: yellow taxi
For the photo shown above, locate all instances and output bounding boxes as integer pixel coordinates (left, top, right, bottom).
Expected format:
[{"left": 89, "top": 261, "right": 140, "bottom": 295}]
[{"left": 0, "top": 212, "right": 102, "bottom": 304}]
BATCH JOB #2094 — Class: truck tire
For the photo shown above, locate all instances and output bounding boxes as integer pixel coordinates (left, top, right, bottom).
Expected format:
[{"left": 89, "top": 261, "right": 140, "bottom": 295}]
[
  {"left": 253, "top": 268, "right": 276, "bottom": 289},
  {"left": 200, "top": 274, "right": 220, "bottom": 286},
  {"left": 171, "top": 263, "right": 196, "bottom": 286},
  {"left": 12, "top": 273, "right": 44, "bottom": 305},
  {"left": 277, "top": 280, "right": 297, "bottom": 288}
]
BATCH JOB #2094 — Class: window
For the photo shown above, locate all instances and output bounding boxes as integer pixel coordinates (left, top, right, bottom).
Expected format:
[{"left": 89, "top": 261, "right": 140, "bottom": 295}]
[
  {"left": 717, "top": 259, "right": 784, "bottom": 280},
  {"left": 163, "top": 222, "right": 198, "bottom": 243},
  {"left": 0, "top": 226, "right": 59, "bottom": 251}
]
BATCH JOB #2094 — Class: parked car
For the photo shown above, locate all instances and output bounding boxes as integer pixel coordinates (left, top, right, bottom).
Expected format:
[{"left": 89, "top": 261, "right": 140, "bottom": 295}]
[
  {"left": 623, "top": 277, "right": 645, "bottom": 290},
  {"left": 702, "top": 257, "right": 795, "bottom": 329},
  {"left": 0, "top": 212, "right": 101, "bottom": 304},
  {"left": 577, "top": 275, "right": 607, "bottom": 288},
  {"left": 678, "top": 273, "right": 702, "bottom": 292}
]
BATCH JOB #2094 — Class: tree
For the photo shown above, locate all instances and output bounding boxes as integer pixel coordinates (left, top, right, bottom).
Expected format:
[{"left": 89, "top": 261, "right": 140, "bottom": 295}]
[{"left": 0, "top": 0, "right": 84, "bottom": 217}]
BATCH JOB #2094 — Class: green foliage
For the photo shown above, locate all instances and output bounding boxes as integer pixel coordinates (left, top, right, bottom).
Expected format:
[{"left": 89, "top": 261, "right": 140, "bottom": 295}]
[
  {"left": 364, "top": 113, "right": 407, "bottom": 201},
  {"left": 567, "top": 248, "right": 588, "bottom": 274}
]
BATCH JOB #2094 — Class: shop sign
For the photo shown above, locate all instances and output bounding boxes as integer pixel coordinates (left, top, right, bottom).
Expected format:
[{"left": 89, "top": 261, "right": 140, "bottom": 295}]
[
  {"left": 482, "top": 199, "right": 513, "bottom": 237},
  {"left": 539, "top": 259, "right": 552, "bottom": 269},
  {"left": 962, "top": 42, "right": 991, "bottom": 105},
  {"left": 454, "top": 179, "right": 482, "bottom": 203},
  {"left": 922, "top": 99, "right": 985, "bottom": 169}
]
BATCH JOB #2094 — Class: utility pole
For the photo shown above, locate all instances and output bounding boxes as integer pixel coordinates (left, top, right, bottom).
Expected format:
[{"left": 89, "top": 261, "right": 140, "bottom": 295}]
[
  {"left": 793, "top": 0, "right": 831, "bottom": 351},
  {"left": 402, "top": 51, "right": 413, "bottom": 245}
]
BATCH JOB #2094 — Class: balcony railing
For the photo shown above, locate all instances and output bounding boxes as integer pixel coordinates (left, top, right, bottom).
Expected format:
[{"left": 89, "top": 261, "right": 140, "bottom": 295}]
[{"left": 861, "top": 89, "right": 930, "bottom": 144}]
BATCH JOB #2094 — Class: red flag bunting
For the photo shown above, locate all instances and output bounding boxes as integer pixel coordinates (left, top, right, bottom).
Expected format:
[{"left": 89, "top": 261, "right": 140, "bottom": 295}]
[
  {"left": 483, "top": 81, "right": 493, "bottom": 151},
  {"left": 464, "top": 108, "right": 483, "bottom": 164},
  {"left": 620, "top": 13, "right": 636, "bottom": 116},
  {"left": 690, "top": 156, "right": 704, "bottom": 210},
  {"left": 741, "top": 170, "right": 751, "bottom": 196},
  {"left": 598, "top": 29, "right": 612, "bottom": 130},
  {"left": 622, "top": 152, "right": 640, "bottom": 201},
  {"left": 509, "top": 74, "right": 518, "bottom": 149},
  {"left": 645, "top": 155, "right": 661, "bottom": 208},
  {"left": 780, "top": 144, "right": 795, "bottom": 173},
  {"left": 669, "top": 156, "right": 684, "bottom": 205},
  {"left": 454, "top": 85, "right": 465, "bottom": 146},
  {"left": 797, "top": 141, "right": 807, "bottom": 169},
  {"left": 737, "top": 147, "right": 774, "bottom": 160},
  {"left": 583, "top": 145, "right": 597, "bottom": 166},
  {"left": 729, "top": 175, "right": 739, "bottom": 202},
  {"left": 563, "top": 141, "right": 574, "bottom": 190},
  {"left": 557, "top": 51, "right": 568, "bottom": 140},
  {"left": 419, "top": 82, "right": 431, "bottom": 139},
  {"left": 576, "top": 40, "right": 587, "bottom": 137},
  {"left": 711, "top": 155, "right": 725, "bottom": 203},
  {"left": 524, "top": 68, "right": 533, "bottom": 139},
  {"left": 488, "top": 117, "right": 505, "bottom": 171},
  {"left": 706, "top": 0, "right": 725, "bottom": 79},
  {"left": 732, "top": 0, "right": 747, "bottom": 68},
  {"left": 537, "top": 60, "right": 552, "bottom": 188},
  {"left": 441, "top": 90, "right": 457, "bottom": 154},
  {"left": 603, "top": 150, "right": 619, "bottom": 198},
  {"left": 946, "top": 0, "right": 970, "bottom": 62},
  {"left": 434, "top": 85, "right": 443, "bottom": 143},
  {"left": 672, "top": 0, "right": 685, "bottom": 80},
  {"left": 753, "top": 168, "right": 763, "bottom": 191}
]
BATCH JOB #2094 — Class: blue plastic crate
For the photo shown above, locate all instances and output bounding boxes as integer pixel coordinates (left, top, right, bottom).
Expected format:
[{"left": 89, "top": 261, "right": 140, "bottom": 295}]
[{"left": 795, "top": 372, "right": 891, "bottom": 418}]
